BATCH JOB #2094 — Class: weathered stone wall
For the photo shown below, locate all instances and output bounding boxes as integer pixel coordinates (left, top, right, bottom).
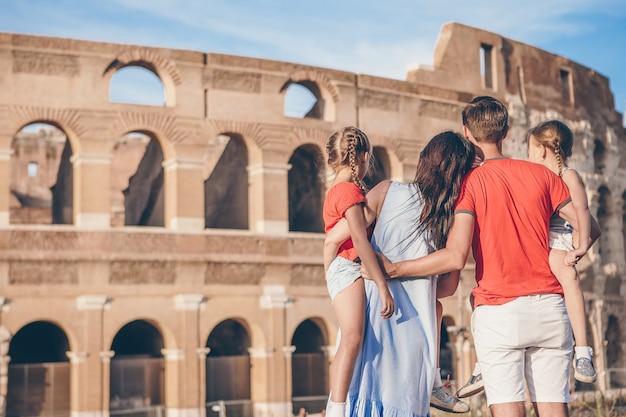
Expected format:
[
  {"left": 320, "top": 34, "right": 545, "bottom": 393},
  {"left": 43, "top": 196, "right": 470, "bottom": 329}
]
[{"left": 0, "top": 21, "right": 624, "bottom": 416}]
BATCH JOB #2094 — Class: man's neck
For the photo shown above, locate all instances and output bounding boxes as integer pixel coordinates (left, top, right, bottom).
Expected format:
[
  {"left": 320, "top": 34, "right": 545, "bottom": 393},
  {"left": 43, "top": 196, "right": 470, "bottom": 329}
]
[{"left": 477, "top": 143, "right": 504, "bottom": 160}]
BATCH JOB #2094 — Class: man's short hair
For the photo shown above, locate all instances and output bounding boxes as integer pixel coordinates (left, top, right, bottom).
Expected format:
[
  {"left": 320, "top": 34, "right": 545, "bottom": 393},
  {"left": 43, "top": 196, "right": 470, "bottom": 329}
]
[{"left": 462, "top": 96, "right": 509, "bottom": 144}]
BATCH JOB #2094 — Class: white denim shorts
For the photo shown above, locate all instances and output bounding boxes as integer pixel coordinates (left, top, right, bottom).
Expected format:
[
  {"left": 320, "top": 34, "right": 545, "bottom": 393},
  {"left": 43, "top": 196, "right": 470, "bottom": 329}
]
[
  {"left": 326, "top": 256, "right": 361, "bottom": 302},
  {"left": 549, "top": 231, "right": 573, "bottom": 251},
  {"left": 471, "top": 294, "right": 573, "bottom": 405}
]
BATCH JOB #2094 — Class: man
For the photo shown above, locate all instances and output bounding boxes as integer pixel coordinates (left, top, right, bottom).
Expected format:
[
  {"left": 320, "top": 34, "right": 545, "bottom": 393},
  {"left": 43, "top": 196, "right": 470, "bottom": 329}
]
[{"left": 378, "top": 96, "right": 583, "bottom": 417}]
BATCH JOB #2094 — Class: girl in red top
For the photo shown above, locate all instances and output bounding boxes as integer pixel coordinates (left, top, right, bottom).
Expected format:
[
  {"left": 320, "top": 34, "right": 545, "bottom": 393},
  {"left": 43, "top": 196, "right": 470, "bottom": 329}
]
[{"left": 322, "top": 126, "right": 394, "bottom": 417}]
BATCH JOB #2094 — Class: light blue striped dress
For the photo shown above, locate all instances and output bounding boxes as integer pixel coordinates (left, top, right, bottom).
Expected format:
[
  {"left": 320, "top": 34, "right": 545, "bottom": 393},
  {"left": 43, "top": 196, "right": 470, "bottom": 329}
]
[{"left": 347, "top": 181, "right": 438, "bottom": 417}]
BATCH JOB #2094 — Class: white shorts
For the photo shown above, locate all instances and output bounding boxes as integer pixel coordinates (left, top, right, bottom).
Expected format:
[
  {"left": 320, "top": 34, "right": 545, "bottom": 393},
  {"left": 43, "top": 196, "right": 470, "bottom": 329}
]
[
  {"left": 471, "top": 294, "right": 573, "bottom": 406},
  {"left": 326, "top": 256, "right": 361, "bottom": 302},
  {"left": 549, "top": 231, "right": 573, "bottom": 251}
]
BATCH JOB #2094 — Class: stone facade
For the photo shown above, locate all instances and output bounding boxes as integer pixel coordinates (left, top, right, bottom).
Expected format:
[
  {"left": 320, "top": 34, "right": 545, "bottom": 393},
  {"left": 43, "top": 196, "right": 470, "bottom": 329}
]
[{"left": 0, "top": 21, "right": 624, "bottom": 417}]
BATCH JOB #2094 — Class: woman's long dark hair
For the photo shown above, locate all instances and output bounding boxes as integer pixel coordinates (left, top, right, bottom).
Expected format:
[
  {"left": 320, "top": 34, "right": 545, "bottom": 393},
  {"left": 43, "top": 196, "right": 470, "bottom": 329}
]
[{"left": 413, "top": 131, "right": 476, "bottom": 249}]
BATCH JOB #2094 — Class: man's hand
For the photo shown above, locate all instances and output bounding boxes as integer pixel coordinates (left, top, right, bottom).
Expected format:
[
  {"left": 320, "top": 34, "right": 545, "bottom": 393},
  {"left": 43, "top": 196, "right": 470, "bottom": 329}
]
[{"left": 362, "top": 252, "right": 395, "bottom": 280}]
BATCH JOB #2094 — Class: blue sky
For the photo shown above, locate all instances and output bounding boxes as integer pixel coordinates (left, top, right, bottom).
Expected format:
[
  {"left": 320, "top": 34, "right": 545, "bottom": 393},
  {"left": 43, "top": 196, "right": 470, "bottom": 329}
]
[{"left": 1, "top": 0, "right": 625, "bottom": 123}]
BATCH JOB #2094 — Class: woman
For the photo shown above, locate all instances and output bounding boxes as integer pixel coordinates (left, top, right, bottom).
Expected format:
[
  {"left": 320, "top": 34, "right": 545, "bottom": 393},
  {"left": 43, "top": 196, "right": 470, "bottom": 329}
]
[{"left": 325, "top": 131, "right": 477, "bottom": 417}]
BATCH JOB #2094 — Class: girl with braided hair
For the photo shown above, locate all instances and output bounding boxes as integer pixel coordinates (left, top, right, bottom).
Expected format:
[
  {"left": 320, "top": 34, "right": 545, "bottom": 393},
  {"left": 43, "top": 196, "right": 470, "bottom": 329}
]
[
  {"left": 527, "top": 119, "right": 598, "bottom": 383},
  {"left": 322, "top": 126, "right": 394, "bottom": 417}
]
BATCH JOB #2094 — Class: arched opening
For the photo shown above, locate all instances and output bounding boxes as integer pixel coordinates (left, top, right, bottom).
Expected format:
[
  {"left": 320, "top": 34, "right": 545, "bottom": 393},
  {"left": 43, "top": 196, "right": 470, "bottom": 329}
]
[
  {"left": 363, "top": 146, "right": 391, "bottom": 190},
  {"left": 114, "top": 133, "right": 165, "bottom": 227},
  {"left": 597, "top": 186, "right": 612, "bottom": 268},
  {"left": 206, "top": 319, "right": 252, "bottom": 417},
  {"left": 593, "top": 139, "right": 607, "bottom": 175},
  {"left": 291, "top": 319, "right": 328, "bottom": 415},
  {"left": 6, "top": 321, "right": 70, "bottom": 417},
  {"left": 288, "top": 144, "right": 324, "bottom": 233},
  {"left": 605, "top": 315, "right": 623, "bottom": 388},
  {"left": 111, "top": 132, "right": 150, "bottom": 226},
  {"left": 110, "top": 320, "right": 164, "bottom": 415},
  {"left": 622, "top": 191, "right": 626, "bottom": 261},
  {"left": 109, "top": 65, "right": 165, "bottom": 106},
  {"left": 10, "top": 123, "right": 73, "bottom": 225},
  {"left": 440, "top": 316, "right": 455, "bottom": 382},
  {"left": 204, "top": 134, "right": 249, "bottom": 229},
  {"left": 284, "top": 82, "right": 322, "bottom": 119}
]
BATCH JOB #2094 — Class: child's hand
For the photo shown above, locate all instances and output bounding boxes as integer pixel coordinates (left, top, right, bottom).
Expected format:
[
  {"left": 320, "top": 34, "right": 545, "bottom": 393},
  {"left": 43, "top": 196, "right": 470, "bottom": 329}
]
[
  {"left": 378, "top": 285, "right": 395, "bottom": 319},
  {"left": 564, "top": 249, "right": 584, "bottom": 266}
]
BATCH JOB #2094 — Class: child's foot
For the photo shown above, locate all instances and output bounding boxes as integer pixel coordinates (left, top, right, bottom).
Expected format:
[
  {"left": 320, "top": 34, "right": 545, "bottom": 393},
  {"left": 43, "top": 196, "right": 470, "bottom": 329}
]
[
  {"left": 430, "top": 385, "right": 470, "bottom": 413},
  {"left": 574, "top": 357, "right": 597, "bottom": 383},
  {"left": 456, "top": 373, "right": 484, "bottom": 398}
]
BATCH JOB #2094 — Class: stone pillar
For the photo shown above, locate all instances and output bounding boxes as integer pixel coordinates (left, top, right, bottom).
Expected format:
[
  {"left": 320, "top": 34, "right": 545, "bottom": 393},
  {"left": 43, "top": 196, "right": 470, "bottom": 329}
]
[
  {"left": 589, "top": 299, "right": 607, "bottom": 392},
  {"left": 76, "top": 295, "right": 111, "bottom": 417},
  {"left": 196, "top": 348, "right": 211, "bottom": 417},
  {"left": 0, "top": 148, "right": 12, "bottom": 226},
  {"left": 172, "top": 294, "right": 206, "bottom": 417},
  {"left": 253, "top": 286, "right": 293, "bottom": 417},
  {"left": 161, "top": 349, "right": 185, "bottom": 417},
  {"left": 0, "top": 326, "right": 11, "bottom": 417},
  {"left": 162, "top": 159, "right": 205, "bottom": 231},
  {"left": 66, "top": 351, "right": 89, "bottom": 417},
  {"left": 100, "top": 350, "right": 115, "bottom": 417},
  {"left": 71, "top": 153, "right": 112, "bottom": 228},
  {"left": 282, "top": 345, "right": 296, "bottom": 413},
  {"left": 248, "top": 163, "right": 291, "bottom": 234}
]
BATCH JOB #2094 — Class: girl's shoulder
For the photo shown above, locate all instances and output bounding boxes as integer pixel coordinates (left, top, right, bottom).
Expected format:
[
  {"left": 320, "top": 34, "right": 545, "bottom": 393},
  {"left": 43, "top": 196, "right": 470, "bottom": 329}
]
[{"left": 329, "top": 180, "right": 361, "bottom": 193}]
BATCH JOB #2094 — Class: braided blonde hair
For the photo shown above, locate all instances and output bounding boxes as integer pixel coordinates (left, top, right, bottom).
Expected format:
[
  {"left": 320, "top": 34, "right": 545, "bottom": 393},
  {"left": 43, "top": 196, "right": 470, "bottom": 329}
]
[
  {"left": 326, "top": 126, "right": 372, "bottom": 194},
  {"left": 528, "top": 120, "right": 573, "bottom": 177}
]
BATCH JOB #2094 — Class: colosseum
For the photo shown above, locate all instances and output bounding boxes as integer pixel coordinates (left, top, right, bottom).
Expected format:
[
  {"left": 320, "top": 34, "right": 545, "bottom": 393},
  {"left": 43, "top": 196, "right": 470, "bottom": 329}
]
[{"left": 0, "top": 21, "right": 624, "bottom": 417}]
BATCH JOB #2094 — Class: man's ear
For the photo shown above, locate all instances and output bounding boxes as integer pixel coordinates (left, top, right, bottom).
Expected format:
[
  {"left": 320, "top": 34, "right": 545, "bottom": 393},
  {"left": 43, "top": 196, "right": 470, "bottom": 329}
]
[
  {"left": 501, "top": 127, "right": 509, "bottom": 140},
  {"left": 463, "top": 125, "right": 473, "bottom": 141}
]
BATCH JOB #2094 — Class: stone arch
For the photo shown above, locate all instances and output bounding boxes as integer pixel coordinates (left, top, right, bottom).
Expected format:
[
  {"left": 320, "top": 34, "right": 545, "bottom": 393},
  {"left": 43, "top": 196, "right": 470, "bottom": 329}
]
[
  {"left": 280, "top": 70, "right": 339, "bottom": 122},
  {"left": 364, "top": 145, "right": 392, "bottom": 189},
  {"left": 206, "top": 121, "right": 263, "bottom": 166},
  {"left": 204, "top": 133, "right": 249, "bottom": 230},
  {"left": 117, "top": 132, "right": 165, "bottom": 227},
  {"left": 622, "top": 190, "right": 626, "bottom": 267},
  {"left": 8, "top": 105, "right": 86, "bottom": 154},
  {"left": 103, "top": 48, "right": 182, "bottom": 107},
  {"left": 6, "top": 321, "right": 71, "bottom": 417},
  {"left": 366, "top": 135, "right": 411, "bottom": 182},
  {"left": 291, "top": 318, "right": 328, "bottom": 415},
  {"left": 10, "top": 123, "right": 73, "bottom": 225},
  {"left": 288, "top": 143, "right": 325, "bottom": 233},
  {"left": 113, "top": 112, "right": 178, "bottom": 160},
  {"left": 597, "top": 185, "right": 613, "bottom": 268},
  {"left": 593, "top": 139, "right": 608, "bottom": 175},
  {"left": 8, "top": 320, "right": 71, "bottom": 364},
  {"left": 109, "top": 320, "right": 165, "bottom": 414},
  {"left": 205, "top": 319, "right": 252, "bottom": 416},
  {"left": 605, "top": 314, "right": 623, "bottom": 387}
]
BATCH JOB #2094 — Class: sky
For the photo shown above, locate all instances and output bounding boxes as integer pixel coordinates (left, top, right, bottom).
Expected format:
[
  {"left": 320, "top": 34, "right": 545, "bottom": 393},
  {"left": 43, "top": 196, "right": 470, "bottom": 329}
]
[{"left": 1, "top": 0, "right": 625, "bottom": 124}]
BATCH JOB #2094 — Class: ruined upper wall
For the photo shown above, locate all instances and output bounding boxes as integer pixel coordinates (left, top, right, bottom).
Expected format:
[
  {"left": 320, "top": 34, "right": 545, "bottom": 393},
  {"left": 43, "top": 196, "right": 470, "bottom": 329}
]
[{"left": 407, "top": 22, "right": 623, "bottom": 136}]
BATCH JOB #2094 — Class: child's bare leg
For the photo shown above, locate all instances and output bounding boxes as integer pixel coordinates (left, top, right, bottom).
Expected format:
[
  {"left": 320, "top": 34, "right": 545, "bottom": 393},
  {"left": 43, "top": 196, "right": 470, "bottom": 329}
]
[
  {"left": 549, "top": 248, "right": 588, "bottom": 346},
  {"left": 431, "top": 299, "right": 470, "bottom": 413},
  {"left": 329, "top": 278, "right": 365, "bottom": 404}
]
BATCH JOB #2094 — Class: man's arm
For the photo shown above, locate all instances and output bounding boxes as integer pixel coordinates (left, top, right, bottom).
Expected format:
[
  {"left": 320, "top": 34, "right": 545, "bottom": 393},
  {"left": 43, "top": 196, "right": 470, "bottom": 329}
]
[{"left": 382, "top": 212, "right": 475, "bottom": 278}]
